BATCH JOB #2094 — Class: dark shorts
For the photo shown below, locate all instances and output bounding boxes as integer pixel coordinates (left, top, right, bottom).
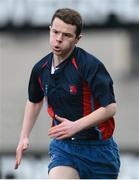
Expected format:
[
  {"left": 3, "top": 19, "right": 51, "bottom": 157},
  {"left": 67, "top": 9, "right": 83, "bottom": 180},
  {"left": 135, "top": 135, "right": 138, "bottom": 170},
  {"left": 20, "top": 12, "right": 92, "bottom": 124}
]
[{"left": 48, "top": 137, "right": 120, "bottom": 179}]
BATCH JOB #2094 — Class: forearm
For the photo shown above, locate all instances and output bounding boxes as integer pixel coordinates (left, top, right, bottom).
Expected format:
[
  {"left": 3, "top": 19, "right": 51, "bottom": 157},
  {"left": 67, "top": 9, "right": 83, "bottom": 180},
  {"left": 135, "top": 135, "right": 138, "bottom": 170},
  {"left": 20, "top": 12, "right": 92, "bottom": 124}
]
[
  {"left": 48, "top": 103, "right": 117, "bottom": 140},
  {"left": 20, "top": 99, "right": 44, "bottom": 139},
  {"left": 75, "top": 103, "right": 117, "bottom": 131}
]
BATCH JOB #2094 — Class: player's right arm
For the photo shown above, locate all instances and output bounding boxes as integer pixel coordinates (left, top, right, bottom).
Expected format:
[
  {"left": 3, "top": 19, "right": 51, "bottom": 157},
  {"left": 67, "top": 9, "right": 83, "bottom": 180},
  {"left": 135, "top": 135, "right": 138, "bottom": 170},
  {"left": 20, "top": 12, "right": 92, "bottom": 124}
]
[{"left": 14, "top": 99, "right": 44, "bottom": 169}]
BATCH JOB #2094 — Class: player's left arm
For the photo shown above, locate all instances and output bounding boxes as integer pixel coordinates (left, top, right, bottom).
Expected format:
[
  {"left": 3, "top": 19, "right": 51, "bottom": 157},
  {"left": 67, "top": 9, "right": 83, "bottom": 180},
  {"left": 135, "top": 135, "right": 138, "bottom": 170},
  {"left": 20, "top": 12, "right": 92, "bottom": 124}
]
[
  {"left": 48, "top": 102, "right": 116, "bottom": 140},
  {"left": 75, "top": 102, "right": 117, "bottom": 131}
]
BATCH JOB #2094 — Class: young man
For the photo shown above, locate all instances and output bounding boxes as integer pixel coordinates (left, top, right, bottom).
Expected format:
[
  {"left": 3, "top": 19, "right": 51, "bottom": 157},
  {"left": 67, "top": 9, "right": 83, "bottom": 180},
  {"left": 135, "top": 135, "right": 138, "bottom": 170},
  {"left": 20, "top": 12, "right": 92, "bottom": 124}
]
[{"left": 15, "top": 8, "right": 120, "bottom": 179}]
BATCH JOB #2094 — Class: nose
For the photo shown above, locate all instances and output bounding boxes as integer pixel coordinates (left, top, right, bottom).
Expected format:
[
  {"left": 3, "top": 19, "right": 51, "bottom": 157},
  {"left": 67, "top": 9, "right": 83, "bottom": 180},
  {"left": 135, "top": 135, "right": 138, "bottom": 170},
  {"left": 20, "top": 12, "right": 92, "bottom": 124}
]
[{"left": 56, "top": 33, "right": 63, "bottom": 42}]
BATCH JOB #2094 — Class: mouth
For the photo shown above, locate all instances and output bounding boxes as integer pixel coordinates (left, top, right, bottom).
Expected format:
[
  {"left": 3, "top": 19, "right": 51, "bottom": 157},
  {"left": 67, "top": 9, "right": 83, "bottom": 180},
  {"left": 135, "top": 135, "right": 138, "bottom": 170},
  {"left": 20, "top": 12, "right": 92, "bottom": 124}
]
[{"left": 53, "top": 46, "right": 61, "bottom": 52}]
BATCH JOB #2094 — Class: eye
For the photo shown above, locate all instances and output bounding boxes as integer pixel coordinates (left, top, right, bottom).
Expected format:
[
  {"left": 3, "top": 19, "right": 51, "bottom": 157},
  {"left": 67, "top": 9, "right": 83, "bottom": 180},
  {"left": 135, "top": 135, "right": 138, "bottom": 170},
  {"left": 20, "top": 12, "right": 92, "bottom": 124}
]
[
  {"left": 52, "top": 29, "right": 58, "bottom": 34},
  {"left": 64, "top": 33, "right": 73, "bottom": 38},
  {"left": 64, "top": 33, "right": 69, "bottom": 37}
]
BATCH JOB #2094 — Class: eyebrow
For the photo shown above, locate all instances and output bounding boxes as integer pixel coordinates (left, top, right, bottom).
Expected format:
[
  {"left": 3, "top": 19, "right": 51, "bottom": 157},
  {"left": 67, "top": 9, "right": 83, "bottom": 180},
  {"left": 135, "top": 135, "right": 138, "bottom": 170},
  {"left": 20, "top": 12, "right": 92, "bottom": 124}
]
[{"left": 51, "top": 28, "right": 75, "bottom": 37}]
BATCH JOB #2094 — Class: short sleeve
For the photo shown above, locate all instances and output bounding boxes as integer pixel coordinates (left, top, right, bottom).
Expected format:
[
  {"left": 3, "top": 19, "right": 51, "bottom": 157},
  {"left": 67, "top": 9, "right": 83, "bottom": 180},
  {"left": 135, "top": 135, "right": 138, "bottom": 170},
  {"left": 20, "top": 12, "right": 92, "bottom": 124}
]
[
  {"left": 83, "top": 60, "right": 116, "bottom": 107},
  {"left": 28, "top": 65, "right": 44, "bottom": 103}
]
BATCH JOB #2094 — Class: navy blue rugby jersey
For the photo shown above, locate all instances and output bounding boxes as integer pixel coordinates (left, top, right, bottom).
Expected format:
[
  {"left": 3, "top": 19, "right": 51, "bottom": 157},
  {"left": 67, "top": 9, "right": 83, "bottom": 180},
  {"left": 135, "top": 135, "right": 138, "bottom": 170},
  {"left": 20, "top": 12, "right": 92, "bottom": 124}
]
[{"left": 28, "top": 47, "right": 116, "bottom": 140}]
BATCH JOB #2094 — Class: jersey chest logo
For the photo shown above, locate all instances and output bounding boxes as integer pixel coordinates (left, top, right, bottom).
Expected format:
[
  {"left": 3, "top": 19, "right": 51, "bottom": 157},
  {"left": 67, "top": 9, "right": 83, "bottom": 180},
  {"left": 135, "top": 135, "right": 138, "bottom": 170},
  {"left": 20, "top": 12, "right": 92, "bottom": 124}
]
[{"left": 69, "top": 85, "right": 77, "bottom": 95}]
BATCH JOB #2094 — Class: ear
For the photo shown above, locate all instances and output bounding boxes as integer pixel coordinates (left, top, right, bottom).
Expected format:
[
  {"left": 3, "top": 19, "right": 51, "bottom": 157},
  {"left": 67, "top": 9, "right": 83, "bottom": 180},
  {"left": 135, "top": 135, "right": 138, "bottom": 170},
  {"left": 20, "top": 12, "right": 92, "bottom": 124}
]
[
  {"left": 49, "top": 26, "right": 51, "bottom": 30},
  {"left": 75, "top": 34, "right": 83, "bottom": 44}
]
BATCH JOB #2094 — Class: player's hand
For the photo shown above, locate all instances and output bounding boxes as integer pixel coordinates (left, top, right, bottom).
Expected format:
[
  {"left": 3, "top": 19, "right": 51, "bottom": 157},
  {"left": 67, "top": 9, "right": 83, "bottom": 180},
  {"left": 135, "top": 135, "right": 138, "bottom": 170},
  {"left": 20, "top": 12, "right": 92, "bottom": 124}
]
[
  {"left": 14, "top": 138, "right": 29, "bottom": 169},
  {"left": 48, "top": 115, "right": 81, "bottom": 140}
]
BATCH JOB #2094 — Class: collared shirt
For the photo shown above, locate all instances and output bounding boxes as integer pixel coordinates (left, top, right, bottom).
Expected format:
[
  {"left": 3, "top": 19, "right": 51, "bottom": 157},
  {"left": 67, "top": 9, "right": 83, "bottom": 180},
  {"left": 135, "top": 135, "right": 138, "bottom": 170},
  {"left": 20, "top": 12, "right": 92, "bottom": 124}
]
[
  {"left": 51, "top": 58, "right": 59, "bottom": 74},
  {"left": 28, "top": 47, "right": 116, "bottom": 140}
]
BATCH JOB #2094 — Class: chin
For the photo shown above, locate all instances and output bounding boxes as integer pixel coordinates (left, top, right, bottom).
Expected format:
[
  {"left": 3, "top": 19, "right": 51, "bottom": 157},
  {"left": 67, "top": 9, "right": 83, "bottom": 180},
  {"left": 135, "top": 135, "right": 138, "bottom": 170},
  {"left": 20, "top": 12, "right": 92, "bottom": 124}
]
[{"left": 53, "top": 51, "right": 61, "bottom": 55}]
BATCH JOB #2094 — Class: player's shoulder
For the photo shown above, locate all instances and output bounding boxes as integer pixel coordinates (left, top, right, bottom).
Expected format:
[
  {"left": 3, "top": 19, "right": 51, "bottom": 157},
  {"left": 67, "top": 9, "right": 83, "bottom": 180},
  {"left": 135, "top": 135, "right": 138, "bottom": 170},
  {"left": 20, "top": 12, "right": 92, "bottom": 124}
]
[
  {"left": 32, "top": 52, "right": 52, "bottom": 74},
  {"left": 75, "top": 46, "right": 103, "bottom": 68}
]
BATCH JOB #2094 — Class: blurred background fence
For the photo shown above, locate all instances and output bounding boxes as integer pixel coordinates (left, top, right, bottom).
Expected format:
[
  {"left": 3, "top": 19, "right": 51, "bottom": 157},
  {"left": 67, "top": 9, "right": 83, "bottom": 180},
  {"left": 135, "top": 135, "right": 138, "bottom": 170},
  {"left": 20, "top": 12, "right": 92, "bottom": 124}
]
[{"left": 0, "top": 0, "right": 139, "bottom": 179}]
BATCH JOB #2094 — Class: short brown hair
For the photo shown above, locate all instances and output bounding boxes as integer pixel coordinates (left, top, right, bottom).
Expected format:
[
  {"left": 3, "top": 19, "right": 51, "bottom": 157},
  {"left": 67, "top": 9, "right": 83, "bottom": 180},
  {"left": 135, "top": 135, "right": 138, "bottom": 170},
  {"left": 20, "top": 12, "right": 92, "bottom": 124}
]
[{"left": 51, "top": 8, "right": 83, "bottom": 37}]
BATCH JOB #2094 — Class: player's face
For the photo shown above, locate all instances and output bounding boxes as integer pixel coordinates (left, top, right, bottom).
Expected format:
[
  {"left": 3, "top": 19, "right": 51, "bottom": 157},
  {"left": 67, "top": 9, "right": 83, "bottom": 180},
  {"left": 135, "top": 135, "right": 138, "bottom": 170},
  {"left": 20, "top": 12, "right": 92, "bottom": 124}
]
[{"left": 49, "top": 17, "right": 81, "bottom": 59}]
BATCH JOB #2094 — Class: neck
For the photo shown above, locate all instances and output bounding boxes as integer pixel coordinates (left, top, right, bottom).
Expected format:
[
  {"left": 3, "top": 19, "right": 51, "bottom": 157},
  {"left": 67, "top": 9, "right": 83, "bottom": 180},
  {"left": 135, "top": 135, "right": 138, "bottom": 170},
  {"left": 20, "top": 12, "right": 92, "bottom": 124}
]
[{"left": 53, "top": 47, "right": 75, "bottom": 67}]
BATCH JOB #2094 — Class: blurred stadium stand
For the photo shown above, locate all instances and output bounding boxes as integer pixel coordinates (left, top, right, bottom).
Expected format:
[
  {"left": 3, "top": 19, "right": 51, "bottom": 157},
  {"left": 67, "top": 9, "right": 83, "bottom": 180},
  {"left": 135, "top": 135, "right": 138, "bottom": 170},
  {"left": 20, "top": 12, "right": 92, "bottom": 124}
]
[
  {"left": 1, "top": 0, "right": 139, "bottom": 29},
  {"left": 0, "top": 0, "right": 139, "bottom": 179}
]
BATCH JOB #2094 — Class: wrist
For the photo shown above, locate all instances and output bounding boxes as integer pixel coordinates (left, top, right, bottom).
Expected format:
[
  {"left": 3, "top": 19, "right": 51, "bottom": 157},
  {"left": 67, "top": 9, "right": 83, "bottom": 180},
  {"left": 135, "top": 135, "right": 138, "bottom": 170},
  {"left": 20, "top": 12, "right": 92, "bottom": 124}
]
[
  {"left": 75, "top": 114, "right": 94, "bottom": 132},
  {"left": 74, "top": 118, "right": 85, "bottom": 132},
  {"left": 20, "top": 134, "right": 29, "bottom": 140}
]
